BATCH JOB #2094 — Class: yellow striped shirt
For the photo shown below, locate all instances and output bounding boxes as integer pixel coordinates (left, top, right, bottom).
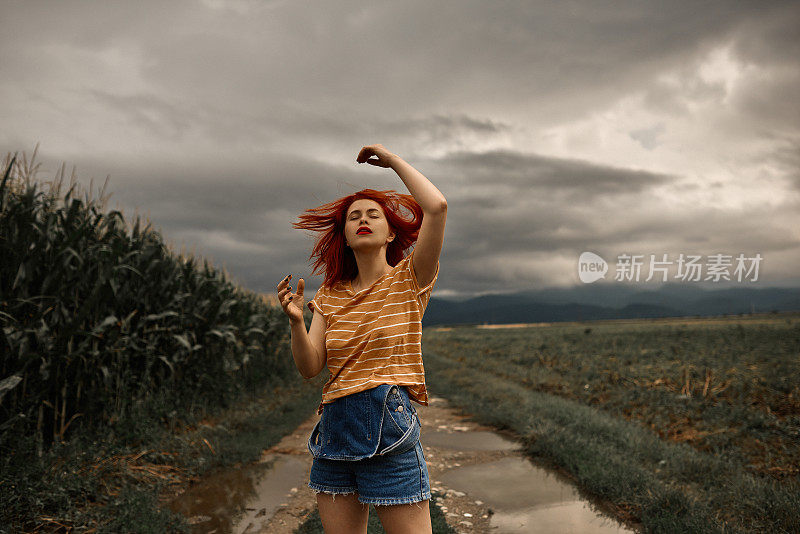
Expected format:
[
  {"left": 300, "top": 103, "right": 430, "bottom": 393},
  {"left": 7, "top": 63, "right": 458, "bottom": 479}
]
[{"left": 306, "top": 248, "right": 439, "bottom": 415}]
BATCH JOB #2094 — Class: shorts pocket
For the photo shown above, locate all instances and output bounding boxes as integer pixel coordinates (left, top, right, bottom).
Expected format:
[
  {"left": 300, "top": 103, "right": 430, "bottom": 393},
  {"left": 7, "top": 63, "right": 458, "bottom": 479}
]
[
  {"left": 378, "top": 386, "right": 420, "bottom": 456},
  {"left": 307, "top": 418, "right": 323, "bottom": 457},
  {"left": 307, "top": 407, "right": 331, "bottom": 457}
]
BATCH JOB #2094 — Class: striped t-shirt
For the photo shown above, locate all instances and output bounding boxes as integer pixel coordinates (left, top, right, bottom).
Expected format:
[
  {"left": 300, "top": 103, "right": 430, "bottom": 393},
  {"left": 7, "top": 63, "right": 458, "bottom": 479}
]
[{"left": 306, "top": 248, "right": 439, "bottom": 415}]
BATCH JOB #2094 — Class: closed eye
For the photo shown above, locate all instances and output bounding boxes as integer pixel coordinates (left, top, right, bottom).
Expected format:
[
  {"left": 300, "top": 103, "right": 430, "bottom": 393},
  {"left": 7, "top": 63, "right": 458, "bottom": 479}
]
[{"left": 349, "top": 208, "right": 381, "bottom": 219}]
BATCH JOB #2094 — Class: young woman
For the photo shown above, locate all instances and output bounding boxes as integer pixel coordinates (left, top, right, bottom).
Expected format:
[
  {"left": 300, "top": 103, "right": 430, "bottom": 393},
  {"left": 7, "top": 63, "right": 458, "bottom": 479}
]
[{"left": 276, "top": 144, "right": 446, "bottom": 534}]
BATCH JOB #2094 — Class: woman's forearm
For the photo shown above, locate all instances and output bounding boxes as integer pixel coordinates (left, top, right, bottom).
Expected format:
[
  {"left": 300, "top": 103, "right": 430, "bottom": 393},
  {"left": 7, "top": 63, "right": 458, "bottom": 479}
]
[
  {"left": 290, "top": 319, "right": 322, "bottom": 379},
  {"left": 388, "top": 155, "right": 448, "bottom": 212}
]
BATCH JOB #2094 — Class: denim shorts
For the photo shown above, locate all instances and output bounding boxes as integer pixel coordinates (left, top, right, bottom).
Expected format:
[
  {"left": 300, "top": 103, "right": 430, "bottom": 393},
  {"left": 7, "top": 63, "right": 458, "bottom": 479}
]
[{"left": 307, "top": 384, "right": 431, "bottom": 506}]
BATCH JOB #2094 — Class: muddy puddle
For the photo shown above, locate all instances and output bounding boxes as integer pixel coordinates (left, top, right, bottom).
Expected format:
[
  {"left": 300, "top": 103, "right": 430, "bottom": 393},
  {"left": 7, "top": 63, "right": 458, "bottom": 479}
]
[
  {"left": 423, "top": 428, "right": 520, "bottom": 451},
  {"left": 166, "top": 453, "right": 307, "bottom": 533},
  {"left": 416, "top": 402, "right": 636, "bottom": 533},
  {"left": 166, "top": 396, "right": 638, "bottom": 533},
  {"left": 437, "top": 455, "right": 631, "bottom": 533}
]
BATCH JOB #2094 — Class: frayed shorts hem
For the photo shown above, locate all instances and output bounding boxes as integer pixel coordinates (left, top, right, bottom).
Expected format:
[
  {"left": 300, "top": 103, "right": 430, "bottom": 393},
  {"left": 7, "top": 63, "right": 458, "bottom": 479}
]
[
  {"left": 307, "top": 481, "right": 358, "bottom": 501},
  {"left": 308, "top": 482, "right": 431, "bottom": 507},
  {"left": 358, "top": 490, "right": 431, "bottom": 507}
]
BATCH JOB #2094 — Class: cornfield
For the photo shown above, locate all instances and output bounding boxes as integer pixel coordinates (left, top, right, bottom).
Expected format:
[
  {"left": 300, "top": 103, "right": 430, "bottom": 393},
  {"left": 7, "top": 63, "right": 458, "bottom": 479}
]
[{"left": 0, "top": 146, "right": 298, "bottom": 458}]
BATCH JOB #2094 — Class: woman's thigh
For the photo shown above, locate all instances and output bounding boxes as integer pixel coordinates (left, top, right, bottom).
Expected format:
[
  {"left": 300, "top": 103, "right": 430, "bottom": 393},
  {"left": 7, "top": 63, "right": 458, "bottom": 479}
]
[
  {"left": 373, "top": 499, "right": 432, "bottom": 534},
  {"left": 316, "top": 491, "right": 370, "bottom": 534},
  {"left": 309, "top": 458, "right": 369, "bottom": 533}
]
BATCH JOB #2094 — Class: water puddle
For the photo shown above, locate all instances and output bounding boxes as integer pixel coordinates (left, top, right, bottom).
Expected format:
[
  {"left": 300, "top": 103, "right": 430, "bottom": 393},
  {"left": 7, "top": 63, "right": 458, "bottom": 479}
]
[
  {"left": 438, "top": 455, "right": 634, "bottom": 533},
  {"left": 166, "top": 398, "right": 636, "bottom": 533},
  {"left": 423, "top": 428, "right": 519, "bottom": 450},
  {"left": 166, "top": 453, "right": 306, "bottom": 533}
]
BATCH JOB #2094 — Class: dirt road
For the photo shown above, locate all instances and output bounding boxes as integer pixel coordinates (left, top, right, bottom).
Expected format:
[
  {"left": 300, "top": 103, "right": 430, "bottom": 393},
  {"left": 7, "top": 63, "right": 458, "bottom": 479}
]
[{"left": 249, "top": 394, "right": 638, "bottom": 533}]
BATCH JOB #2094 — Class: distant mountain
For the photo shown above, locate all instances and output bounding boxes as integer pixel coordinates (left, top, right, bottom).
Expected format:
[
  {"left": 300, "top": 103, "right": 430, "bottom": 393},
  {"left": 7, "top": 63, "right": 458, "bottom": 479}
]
[{"left": 422, "top": 284, "right": 800, "bottom": 327}]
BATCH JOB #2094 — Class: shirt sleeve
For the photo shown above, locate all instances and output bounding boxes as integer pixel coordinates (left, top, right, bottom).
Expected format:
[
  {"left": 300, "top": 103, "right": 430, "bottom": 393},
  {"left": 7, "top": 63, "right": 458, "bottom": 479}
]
[
  {"left": 405, "top": 248, "right": 440, "bottom": 313},
  {"left": 307, "top": 286, "right": 328, "bottom": 320}
]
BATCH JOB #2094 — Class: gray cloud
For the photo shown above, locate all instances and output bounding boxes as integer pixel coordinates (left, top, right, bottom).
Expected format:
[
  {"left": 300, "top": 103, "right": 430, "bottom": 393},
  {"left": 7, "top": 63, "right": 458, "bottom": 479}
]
[{"left": 2, "top": 0, "right": 799, "bottom": 298}]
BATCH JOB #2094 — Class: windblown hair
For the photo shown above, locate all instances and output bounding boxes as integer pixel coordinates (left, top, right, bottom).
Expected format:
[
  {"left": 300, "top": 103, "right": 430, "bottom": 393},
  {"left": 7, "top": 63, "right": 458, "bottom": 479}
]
[{"left": 292, "top": 188, "right": 423, "bottom": 289}]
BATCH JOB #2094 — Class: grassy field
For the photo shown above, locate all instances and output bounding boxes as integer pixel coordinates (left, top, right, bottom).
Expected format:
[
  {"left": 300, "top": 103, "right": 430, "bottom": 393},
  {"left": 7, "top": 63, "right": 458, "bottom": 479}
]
[{"left": 421, "top": 312, "right": 800, "bottom": 533}]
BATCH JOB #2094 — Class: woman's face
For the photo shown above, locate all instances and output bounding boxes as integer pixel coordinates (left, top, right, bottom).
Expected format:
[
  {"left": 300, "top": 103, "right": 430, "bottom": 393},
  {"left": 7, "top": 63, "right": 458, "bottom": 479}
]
[{"left": 345, "top": 199, "right": 394, "bottom": 250}]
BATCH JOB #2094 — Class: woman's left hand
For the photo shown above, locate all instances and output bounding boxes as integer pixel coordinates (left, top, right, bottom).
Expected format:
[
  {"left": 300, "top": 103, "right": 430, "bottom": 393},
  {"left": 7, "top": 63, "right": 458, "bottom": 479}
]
[{"left": 356, "top": 144, "right": 398, "bottom": 168}]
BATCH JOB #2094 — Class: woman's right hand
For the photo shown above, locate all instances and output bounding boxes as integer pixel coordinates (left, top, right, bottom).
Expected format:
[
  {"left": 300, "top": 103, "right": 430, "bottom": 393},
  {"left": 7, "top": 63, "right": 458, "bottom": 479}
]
[{"left": 277, "top": 274, "right": 305, "bottom": 324}]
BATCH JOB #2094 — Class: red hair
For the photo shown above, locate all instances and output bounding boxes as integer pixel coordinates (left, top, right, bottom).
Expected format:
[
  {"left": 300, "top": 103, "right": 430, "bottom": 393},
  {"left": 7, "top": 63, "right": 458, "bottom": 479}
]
[{"left": 292, "top": 188, "right": 423, "bottom": 289}]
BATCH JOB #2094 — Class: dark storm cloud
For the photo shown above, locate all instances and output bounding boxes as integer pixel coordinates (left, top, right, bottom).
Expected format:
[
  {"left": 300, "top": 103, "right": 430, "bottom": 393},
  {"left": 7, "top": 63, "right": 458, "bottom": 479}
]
[
  {"left": 3, "top": 0, "right": 793, "bottom": 127},
  {"left": 25, "top": 150, "right": 353, "bottom": 237},
  {"left": 437, "top": 149, "right": 677, "bottom": 198},
  {"left": 415, "top": 149, "right": 795, "bottom": 253},
  {"left": 1, "top": 0, "right": 799, "bottom": 296}
]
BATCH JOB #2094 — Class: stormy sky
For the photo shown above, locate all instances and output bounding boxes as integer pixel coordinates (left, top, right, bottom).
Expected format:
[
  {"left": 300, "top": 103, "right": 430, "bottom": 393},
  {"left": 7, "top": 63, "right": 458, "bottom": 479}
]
[{"left": 2, "top": 0, "right": 799, "bottom": 299}]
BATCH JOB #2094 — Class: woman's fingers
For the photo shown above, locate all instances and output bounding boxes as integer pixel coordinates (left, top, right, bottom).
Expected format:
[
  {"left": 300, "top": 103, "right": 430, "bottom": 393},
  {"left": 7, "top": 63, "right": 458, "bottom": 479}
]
[
  {"left": 356, "top": 146, "right": 372, "bottom": 163},
  {"left": 277, "top": 274, "right": 295, "bottom": 313},
  {"left": 357, "top": 144, "right": 393, "bottom": 167},
  {"left": 277, "top": 274, "right": 291, "bottom": 290},
  {"left": 357, "top": 144, "right": 382, "bottom": 162},
  {"left": 276, "top": 275, "right": 304, "bottom": 318}
]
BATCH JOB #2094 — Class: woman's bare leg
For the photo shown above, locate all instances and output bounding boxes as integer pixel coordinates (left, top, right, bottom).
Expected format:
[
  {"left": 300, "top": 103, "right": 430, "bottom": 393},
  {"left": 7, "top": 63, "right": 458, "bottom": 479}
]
[
  {"left": 316, "top": 491, "right": 370, "bottom": 534},
  {"left": 374, "top": 499, "right": 432, "bottom": 534}
]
